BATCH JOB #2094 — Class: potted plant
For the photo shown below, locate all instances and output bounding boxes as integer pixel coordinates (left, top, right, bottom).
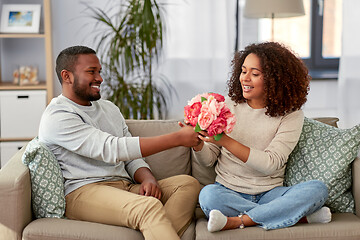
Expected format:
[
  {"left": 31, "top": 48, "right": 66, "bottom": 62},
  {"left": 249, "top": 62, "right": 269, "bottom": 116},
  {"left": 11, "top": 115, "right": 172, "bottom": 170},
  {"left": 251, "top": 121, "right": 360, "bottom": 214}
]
[{"left": 86, "top": 0, "right": 175, "bottom": 119}]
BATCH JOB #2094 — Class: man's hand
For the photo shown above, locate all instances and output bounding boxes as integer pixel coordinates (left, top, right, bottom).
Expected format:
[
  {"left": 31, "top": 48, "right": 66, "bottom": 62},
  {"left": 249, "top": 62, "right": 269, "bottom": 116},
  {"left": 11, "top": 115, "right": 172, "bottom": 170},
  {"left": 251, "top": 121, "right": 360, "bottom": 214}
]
[
  {"left": 139, "top": 122, "right": 201, "bottom": 157},
  {"left": 139, "top": 178, "right": 162, "bottom": 199},
  {"left": 134, "top": 167, "right": 162, "bottom": 199},
  {"left": 178, "top": 122, "right": 202, "bottom": 148}
]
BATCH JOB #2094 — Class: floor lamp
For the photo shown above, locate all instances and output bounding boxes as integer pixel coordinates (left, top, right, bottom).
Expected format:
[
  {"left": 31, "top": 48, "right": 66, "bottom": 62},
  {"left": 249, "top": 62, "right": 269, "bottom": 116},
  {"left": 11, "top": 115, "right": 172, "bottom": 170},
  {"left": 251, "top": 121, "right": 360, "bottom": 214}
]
[{"left": 244, "top": 0, "right": 305, "bottom": 41}]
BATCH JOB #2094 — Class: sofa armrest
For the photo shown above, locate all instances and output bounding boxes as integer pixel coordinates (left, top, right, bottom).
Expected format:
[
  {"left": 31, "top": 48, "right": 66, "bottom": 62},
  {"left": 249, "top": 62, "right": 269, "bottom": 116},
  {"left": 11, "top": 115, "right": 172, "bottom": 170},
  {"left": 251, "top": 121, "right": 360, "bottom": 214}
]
[
  {"left": 353, "top": 157, "right": 360, "bottom": 216},
  {"left": 0, "top": 145, "right": 32, "bottom": 240}
]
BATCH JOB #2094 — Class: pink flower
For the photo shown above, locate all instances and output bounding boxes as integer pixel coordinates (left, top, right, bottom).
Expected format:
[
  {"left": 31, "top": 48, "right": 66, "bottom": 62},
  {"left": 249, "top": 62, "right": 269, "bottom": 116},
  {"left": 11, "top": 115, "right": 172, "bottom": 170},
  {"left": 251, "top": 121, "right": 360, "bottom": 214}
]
[
  {"left": 198, "top": 105, "right": 215, "bottom": 130},
  {"left": 219, "top": 107, "right": 236, "bottom": 133},
  {"left": 208, "top": 117, "right": 227, "bottom": 136},
  {"left": 188, "top": 93, "right": 209, "bottom": 106},
  {"left": 184, "top": 102, "right": 202, "bottom": 126},
  {"left": 184, "top": 92, "right": 236, "bottom": 140},
  {"left": 208, "top": 93, "right": 225, "bottom": 102},
  {"left": 226, "top": 115, "right": 236, "bottom": 133},
  {"left": 206, "top": 96, "right": 225, "bottom": 116}
]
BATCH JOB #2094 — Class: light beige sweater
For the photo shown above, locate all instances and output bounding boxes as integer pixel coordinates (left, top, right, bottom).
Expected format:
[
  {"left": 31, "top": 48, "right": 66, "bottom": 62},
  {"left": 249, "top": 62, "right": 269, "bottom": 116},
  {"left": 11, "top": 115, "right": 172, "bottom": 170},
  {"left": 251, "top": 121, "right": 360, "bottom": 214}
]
[{"left": 193, "top": 99, "right": 304, "bottom": 195}]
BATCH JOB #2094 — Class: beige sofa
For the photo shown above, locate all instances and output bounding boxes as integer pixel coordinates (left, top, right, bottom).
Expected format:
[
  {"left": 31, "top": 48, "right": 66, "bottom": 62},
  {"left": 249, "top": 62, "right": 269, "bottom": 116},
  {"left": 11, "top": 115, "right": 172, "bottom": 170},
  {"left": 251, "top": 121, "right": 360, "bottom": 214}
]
[{"left": 1, "top": 118, "right": 360, "bottom": 240}]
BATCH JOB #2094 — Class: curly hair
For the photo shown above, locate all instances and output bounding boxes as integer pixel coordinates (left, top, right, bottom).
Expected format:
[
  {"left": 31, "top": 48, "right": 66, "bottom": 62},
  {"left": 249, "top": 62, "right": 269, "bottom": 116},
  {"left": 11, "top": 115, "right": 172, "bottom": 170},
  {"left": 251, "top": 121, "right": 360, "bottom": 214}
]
[{"left": 227, "top": 42, "right": 310, "bottom": 117}]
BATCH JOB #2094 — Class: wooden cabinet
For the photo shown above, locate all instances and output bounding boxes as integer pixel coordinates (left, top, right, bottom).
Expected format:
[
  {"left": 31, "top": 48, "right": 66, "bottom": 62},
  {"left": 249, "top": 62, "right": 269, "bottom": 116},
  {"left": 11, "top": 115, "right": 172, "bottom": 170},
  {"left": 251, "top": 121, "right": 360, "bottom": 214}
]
[
  {"left": 0, "top": 0, "right": 53, "bottom": 167},
  {"left": 0, "top": 141, "right": 27, "bottom": 167}
]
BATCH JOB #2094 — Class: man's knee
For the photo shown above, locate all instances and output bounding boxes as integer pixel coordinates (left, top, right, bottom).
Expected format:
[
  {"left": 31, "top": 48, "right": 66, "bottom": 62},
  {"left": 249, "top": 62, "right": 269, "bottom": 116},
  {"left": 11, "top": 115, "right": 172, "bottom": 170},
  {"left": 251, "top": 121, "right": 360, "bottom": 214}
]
[
  {"left": 140, "top": 197, "right": 165, "bottom": 221},
  {"left": 181, "top": 175, "right": 200, "bottom": 191},
  {"left": 167, "top": 174, "right": 201, "bottom": 195}
]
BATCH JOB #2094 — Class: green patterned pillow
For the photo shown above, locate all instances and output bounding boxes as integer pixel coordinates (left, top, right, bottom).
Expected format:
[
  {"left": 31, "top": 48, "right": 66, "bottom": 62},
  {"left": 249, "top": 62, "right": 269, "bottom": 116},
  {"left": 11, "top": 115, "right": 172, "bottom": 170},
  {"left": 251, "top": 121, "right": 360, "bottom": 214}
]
[
  {"left": 22, "top": 137, "right": 65, "bottom": 218},
  {"left": 284, "top": 117, "right": 360, "bottom": 213}
]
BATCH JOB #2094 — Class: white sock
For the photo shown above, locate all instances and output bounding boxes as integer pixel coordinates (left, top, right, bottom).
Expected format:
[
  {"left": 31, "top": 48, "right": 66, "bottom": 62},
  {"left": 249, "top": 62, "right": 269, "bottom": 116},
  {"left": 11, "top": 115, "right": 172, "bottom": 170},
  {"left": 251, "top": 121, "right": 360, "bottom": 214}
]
[
  {"left": 307, "top": 207, "right": 332, "bottom": 223},
  {"left": 207, "top": 209, "right": 228, "bottom": 232}
]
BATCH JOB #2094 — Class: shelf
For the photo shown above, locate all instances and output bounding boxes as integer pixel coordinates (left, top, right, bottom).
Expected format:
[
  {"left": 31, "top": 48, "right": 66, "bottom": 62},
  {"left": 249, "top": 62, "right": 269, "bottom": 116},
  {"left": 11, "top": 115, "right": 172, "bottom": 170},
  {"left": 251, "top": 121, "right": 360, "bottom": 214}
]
[
  {"left": 0, "top": 138, "right": 33, "bottom": 142},
  {"left": 0, "top": 33, "right": 45, "bottom": 38},
  {"left": 0, "top": 0, "right": 53, "bottom": 163},
  {"left": 0, "top": 82, "right": 47, "bottom": 90},
  {"left": 0, "top": 0, "right": 53, "bottom": 103}
]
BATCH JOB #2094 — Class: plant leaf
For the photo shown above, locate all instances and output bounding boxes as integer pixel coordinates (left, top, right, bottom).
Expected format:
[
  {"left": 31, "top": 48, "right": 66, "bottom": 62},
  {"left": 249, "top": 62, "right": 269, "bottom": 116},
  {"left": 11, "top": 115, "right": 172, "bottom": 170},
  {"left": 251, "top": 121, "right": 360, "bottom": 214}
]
[
  {"left": 195, "top": 123, "right": 202, "bottom": 132},
  {"left": 83, "top": 0, "right": 174, "bottom": 120},
  {"left": 214, "top": 133, "right": 223, "bottom": 141}
]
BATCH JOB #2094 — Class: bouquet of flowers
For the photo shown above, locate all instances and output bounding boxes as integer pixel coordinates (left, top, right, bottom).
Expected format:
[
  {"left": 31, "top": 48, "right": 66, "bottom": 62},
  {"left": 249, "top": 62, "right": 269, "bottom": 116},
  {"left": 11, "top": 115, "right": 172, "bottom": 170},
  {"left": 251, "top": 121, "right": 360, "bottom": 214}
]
[{"left": 184, "top": 93, "right": 236, "bottom": 140}]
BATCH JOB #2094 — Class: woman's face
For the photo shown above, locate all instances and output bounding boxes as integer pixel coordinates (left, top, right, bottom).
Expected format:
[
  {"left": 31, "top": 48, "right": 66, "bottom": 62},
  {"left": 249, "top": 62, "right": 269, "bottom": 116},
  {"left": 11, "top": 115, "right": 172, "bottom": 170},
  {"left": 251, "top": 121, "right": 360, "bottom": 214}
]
[{"left": 239, "top": 53, "right": 265, "bottom": 109}]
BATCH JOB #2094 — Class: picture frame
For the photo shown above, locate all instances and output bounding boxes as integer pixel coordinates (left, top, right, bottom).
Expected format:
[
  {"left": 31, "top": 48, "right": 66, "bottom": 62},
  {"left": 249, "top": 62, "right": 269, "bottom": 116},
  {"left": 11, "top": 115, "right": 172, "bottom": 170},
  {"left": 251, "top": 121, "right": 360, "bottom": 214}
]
[{"left": 0, "top": 4, "right": 41, "bottom": 33}]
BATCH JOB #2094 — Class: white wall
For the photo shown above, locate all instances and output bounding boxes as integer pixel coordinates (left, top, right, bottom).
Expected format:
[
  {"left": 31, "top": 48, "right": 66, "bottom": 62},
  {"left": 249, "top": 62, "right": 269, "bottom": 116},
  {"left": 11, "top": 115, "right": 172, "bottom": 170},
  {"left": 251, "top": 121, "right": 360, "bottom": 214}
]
[
  {"left": 50, "top": 0, "right": 240, "bottom": 120},
  {"left": 337, "top": 0, "right": 360, "bottom": 128},
  {"left": 303, "top": 80, "right": 338, "bottom": 119},
  {"left": 50, "top": 0, "right": 109, "bottom": 95},
  {"left": 49, "top": 0, "right": 351, "bottom": 125}
]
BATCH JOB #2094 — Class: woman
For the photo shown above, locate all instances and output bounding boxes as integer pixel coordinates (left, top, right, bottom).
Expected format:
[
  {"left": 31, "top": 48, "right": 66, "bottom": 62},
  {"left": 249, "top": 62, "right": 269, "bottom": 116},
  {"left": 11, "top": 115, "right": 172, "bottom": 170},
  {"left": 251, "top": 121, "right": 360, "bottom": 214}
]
[{"left": 193, "top": 42, "right": 331, "bottom": 232}]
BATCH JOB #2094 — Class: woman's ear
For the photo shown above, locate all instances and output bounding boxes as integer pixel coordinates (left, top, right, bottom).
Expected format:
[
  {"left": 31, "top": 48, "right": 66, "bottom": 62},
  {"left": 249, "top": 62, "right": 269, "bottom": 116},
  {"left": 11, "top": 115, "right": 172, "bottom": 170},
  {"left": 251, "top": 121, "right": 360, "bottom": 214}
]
[{"left": 61, "top": 70, "right": 73, "bottom": 84}]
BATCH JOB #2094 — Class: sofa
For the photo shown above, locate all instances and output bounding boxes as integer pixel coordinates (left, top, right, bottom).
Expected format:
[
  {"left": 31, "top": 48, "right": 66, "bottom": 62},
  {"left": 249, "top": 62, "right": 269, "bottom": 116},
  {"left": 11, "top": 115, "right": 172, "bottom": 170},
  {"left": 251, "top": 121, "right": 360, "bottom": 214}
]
[{"left": 1, "top": 118, "right": 360, "bottom": 240}]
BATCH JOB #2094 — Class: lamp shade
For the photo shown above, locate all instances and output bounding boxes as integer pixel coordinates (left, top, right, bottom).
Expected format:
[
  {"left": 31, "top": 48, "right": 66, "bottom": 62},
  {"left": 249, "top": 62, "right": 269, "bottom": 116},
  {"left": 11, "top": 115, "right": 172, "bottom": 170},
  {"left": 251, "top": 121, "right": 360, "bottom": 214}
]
[{"left": 244, "top": 0, "right": 305, "bottom": 18}]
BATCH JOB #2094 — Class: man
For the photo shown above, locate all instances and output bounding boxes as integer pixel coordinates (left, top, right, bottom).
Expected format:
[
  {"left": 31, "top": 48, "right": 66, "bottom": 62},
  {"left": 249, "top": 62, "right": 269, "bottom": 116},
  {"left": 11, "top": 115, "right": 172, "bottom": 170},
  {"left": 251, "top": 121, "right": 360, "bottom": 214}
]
[{"left": 38, "top": 46, "right": 201, "bottom": 240}]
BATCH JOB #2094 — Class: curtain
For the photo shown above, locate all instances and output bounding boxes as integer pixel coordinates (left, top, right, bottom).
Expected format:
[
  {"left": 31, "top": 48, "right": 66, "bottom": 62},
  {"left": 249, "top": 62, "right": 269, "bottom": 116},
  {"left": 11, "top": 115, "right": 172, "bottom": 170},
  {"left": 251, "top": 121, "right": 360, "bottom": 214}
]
[
  {"left": 58, "top": 0, "right": 258, "bottom": 119},
  {"left": 158, "top": 0, "right": 258, "bottom": 119},
  {"left": 337, "top": 0, "right": 360, "bottom": 128}
]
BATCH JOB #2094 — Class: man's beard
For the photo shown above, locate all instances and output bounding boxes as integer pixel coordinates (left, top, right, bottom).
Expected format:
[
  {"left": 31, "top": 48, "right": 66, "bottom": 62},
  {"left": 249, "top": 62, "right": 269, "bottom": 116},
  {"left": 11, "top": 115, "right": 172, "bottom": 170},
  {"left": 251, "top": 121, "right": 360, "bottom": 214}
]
[{"left": 73, "top": 75, "right": 101, "bottom": 103}]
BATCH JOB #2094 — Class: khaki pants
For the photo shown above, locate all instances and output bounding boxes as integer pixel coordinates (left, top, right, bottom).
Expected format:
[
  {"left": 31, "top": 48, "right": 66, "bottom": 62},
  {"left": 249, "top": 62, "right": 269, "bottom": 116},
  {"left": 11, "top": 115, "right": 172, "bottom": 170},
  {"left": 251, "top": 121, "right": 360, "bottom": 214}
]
[{"left": 65, "top": 175, "right": 200, "bottom": 240}]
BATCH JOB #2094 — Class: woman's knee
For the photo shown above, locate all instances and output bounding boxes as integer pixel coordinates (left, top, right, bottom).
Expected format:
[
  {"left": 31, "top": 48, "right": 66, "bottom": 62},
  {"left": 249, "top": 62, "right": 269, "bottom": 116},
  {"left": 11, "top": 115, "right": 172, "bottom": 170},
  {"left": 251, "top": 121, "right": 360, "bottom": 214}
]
[
  {"left": 314, "top": 180, "right": 328, "bottom": 198},
  {"left": 199, "top": 184, "right": 221, "bottom": 210},
  {"left": 303, "top": 180, "right": 329, "bottom": 200}
]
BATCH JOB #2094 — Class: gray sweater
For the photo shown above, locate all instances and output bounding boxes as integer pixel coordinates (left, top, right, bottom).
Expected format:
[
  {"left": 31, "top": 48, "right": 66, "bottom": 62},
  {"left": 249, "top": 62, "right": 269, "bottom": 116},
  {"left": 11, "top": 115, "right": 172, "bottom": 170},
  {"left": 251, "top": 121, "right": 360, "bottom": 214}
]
[
  {"left": 193, "top": 99, "right": 304, "bottom": 195},
  {"left": 38, "top": 95, "right": 150, "bottom": 195}
]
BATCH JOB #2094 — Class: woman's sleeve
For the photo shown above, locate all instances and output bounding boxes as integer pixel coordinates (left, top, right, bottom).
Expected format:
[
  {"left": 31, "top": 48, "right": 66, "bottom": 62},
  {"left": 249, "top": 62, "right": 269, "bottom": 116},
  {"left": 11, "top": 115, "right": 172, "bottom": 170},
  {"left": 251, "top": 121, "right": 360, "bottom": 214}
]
[
  {"left": 192, "top": 142, "right": 221, "bottom": 167},
  {"left": 245, "top": 110, "right": 304, "bottom": 175}
]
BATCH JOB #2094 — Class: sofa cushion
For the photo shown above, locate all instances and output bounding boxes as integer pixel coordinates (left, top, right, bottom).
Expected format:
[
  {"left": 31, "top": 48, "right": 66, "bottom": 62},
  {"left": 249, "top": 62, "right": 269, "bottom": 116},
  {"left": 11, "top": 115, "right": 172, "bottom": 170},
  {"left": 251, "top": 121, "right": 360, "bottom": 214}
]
[
  {"left": 284, "top": 117, "right": 360, "bottom": 213},
  {"left": 313, "top": 117, "right": 339, "bottom": 127},
  {"left": 0, "top": 146, "right": 32, "bottom": 240},
  {"left": 23, "top": 217, "right": 195, "bottom": 240},
  {"left": 21, "top": 137, "right": 65, "bottom": 219},
  {"left": 125, "top": 120, "right": 191, "bottom": 180},
  {"left": 191, "top": 150, "right": 216, "bottom": 187},
  {"left": 195, "top": 213, "right": 360, "bottom": 240}
]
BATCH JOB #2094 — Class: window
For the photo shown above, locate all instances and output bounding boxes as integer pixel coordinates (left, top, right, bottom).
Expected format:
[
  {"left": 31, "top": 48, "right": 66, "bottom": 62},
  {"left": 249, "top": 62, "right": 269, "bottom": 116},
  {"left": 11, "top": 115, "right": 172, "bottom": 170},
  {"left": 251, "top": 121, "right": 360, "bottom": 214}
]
[{"left": 258, "top": 0, "right": 342, "bottom": 79}]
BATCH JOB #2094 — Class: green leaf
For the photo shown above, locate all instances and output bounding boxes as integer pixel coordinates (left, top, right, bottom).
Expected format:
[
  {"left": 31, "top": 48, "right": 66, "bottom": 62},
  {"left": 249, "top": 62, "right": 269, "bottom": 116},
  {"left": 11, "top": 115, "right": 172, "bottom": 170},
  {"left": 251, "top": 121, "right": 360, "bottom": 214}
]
[
  {"left": 84, "top": 0, "right": 174, "bottom": 120},
  {"left": 201, "top": 96, "right": 207, "bottom": 102},
  {"left": 214, "top": 133, "right": 223, "bottom": 141},
  {"left": 195, "top": 123, "right": 202, "bottom": 132}
]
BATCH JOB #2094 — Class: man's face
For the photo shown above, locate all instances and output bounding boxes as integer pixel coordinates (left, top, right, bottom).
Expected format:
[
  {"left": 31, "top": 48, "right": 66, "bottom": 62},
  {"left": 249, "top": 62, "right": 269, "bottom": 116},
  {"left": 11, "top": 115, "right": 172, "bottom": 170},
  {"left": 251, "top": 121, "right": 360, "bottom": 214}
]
[{"left": 70, "top": 54, "right": 103, "bottom": 106}]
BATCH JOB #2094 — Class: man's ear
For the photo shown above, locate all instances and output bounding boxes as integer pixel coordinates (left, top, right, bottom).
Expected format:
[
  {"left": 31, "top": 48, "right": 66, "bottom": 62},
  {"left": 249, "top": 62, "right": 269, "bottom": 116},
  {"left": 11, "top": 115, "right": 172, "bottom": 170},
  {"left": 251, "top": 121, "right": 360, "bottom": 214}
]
[{"left": 60, "top": 70, "right": 73, "bottom": 84}]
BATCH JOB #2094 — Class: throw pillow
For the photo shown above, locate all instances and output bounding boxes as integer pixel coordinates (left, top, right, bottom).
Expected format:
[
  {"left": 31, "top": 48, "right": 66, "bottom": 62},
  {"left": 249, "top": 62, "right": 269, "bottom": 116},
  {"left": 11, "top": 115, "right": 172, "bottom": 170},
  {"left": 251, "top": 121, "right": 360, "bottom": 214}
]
[
  {"left": 284, "top": 117, "right": 360, "bottom": 213},
  {"left": 22, "top": 137, "right": 65, "bottom": 218}
]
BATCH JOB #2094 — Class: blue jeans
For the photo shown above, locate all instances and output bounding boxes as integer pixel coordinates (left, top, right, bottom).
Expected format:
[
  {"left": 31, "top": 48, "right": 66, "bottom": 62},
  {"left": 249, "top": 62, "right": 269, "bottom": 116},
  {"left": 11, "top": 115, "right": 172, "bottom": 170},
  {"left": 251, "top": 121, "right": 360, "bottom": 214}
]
[{"left": 199, "top": 180, "right": 328, "bottom": 230}]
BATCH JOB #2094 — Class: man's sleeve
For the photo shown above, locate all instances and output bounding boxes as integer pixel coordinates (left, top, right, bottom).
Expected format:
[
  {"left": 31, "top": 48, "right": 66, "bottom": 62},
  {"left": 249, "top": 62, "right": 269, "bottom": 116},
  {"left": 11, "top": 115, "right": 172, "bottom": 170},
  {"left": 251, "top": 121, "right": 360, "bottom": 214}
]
[
  {"left": 39, "top": 106, "right": 143, "bottom": 165},
  {"left": 121, "top": 121, "right": 151, "bottom": 180}
]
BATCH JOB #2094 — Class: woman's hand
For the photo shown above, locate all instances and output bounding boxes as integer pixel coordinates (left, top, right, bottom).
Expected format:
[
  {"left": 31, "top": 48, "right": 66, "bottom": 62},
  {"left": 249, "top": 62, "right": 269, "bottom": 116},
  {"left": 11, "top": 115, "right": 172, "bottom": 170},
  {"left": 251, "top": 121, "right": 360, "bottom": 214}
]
[
  {"left": 199, "top": 131, "right": 250, "bottom": 163},
  {"left": 198, "top": 130, "right": 226, "bottom": 146}
]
